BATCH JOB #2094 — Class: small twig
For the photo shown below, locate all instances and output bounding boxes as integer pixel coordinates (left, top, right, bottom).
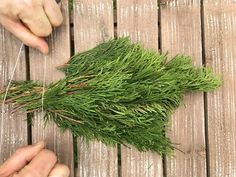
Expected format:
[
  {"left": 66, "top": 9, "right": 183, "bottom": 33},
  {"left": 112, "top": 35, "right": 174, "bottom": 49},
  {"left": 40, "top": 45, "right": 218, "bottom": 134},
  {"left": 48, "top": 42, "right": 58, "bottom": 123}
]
[
  {"left": 68, "top": 74, "right": 97, "bottom": 83},
  {"left": 50, "top": 110, "right": 83, "bottom": 124},
  {"left": 11, "top": 100, "right": 39, "bottom": 114},
  {"left": 173, "top": 146, "right": 186, "bottom": 154},
  {"left": 25, "top": 108, "right": 40, "bottom": 113},
  {"left": 67, "top": 82, "right": 88, "bottom": 89},
  {"left": 4, "top": 93, "right": 33, "bottom": 104}
]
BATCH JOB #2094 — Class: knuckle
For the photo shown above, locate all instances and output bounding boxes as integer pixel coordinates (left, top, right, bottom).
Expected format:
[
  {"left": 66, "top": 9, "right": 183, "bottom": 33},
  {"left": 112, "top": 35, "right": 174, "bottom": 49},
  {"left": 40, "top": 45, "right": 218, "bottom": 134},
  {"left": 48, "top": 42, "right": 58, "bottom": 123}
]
[
  {"left": 19, "top": 165, "right": 41, "bottom": 177},
  {"left": 21, "top": 38, "right": 32, "bottom": 47},
  {"left": 48, "top": 164, "right": 70, "bottom": 177},
  {"left": 58, "top": 16, "right": 64, "bottom": 25},
  {"left": 18, "top": 0, "right": 35, "bottom": 12},
  {"left": 44, "top": 27, "right": 52, "bottom": 36},
  {"left": 53, "top": 19, "right": 62, "bottom": 27},
  {"left": 22, "top": 0, "right": 40, "bottom": 8},
  {"left": 0, "top": 1, "right": 18, "bottom": 16},
  {"left": 12, "top": 173, "right": 20, "bottom": 177},
  {"left": 37, "top": 25, "right": 52, "bottom": 37},
  {"left": 0, "top": 2, "right": 10, "bottom": 15},
  {"left": 41, "top": 149, "right": 57, "bottom": 162},
  {"left": 15, "top": 147, "right": 26, "bottom": 155},
  {"left": 53, "top": 15, "right": 63, "bottom": 27},
  {"left": 57, "top": 164, "right": 70, "bottom": 175}
]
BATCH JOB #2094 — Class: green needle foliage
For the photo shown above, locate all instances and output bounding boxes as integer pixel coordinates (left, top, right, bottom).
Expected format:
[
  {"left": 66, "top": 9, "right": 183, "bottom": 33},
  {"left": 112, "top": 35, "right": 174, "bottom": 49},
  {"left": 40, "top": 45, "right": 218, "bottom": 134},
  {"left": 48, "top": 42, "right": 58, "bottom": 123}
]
[{"left": 0, "top": 37, "right": 221, "bottom": 155}]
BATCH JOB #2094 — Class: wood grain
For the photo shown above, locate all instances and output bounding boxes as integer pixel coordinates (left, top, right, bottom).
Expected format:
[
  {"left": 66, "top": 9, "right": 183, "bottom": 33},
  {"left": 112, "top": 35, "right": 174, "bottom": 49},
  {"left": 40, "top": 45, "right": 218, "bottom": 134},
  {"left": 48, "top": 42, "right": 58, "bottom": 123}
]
[
  {"left": 116, "top": 1, "right": 163, "bottom": 177},
  {"left": 0, "top": 28, "right": 28, "bottom": 163},
  {"left": 73, "top": 0, "right": 118, "bottom": 176},
  {"left": 204, "top": 0, "right": 236, "bottom": 176},
  {"left": 29, "top": 1, "right": 74, "bottom": 176},
  {"left": 1, "top": 0, "right": 236, "bottom": 176},
  {"left": 160, "top": 0, "right": 207, "bottom": 176}
]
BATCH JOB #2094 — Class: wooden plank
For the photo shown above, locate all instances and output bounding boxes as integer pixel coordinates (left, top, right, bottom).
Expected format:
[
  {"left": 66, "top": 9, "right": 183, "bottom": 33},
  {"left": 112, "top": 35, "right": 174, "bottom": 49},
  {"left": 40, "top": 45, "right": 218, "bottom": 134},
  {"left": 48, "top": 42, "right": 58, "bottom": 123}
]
[
  {"left": 0, "top": 28, "right": 28, "bottom": 163},
  {"left": 116, "top": 1, "right": 163, "bottom": 177},
  {"left": 117, "top": 0, "right": 159, "bottom": 49},
  {"left": 29, "top": 1, "right": 74, "bottom": 176},
  {"left": 203, "top": 1, "right": 236, "bottom": 176},
  {"left": 160, "top": 0, "right": 206, "bottom": 176},
  {"left": 73, "top": 0, "right": 117, "bottom": 177}
]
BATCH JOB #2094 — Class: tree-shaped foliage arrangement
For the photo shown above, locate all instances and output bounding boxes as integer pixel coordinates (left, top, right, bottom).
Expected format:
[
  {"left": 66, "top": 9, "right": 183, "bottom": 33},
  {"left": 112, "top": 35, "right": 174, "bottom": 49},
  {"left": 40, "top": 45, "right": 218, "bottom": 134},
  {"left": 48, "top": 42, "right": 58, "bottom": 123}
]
[{"left": 0, "top": 38, "right": 221, "bottom": 155}]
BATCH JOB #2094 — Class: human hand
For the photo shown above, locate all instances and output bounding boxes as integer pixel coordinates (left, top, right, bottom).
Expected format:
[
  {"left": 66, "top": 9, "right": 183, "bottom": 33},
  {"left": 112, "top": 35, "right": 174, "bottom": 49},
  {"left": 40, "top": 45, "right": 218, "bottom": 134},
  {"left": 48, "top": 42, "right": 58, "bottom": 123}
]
[
  {"left": 0, "top": 141, "right": 70, "bottom": 177},
  {"left": 0, "top": 0, "right": 63, "bottom": 54}
]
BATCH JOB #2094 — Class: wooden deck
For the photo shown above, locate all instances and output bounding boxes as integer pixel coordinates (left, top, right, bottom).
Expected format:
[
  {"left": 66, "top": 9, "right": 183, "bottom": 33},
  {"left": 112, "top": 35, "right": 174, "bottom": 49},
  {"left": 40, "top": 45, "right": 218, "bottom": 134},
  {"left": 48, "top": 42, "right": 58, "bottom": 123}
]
[{"left": 0, "top": 0, "right": 236, "bottom": 176}]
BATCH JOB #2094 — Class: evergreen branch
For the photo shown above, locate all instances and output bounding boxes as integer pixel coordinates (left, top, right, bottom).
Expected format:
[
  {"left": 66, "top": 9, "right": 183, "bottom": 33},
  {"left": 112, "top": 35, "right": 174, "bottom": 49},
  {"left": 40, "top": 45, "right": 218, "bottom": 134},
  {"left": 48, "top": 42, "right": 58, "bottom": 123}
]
[{"left": 0, "top": 37, "right": 221, "bottom": 155}]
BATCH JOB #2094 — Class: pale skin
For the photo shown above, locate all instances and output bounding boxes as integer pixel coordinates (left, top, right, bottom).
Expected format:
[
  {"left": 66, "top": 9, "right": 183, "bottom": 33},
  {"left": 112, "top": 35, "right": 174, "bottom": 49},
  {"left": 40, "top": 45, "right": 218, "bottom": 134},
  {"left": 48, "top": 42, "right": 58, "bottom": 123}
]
[
  {"left": 0, "top": 0, "right": 64, "bottom": 54},
  {"left": 0, "top": 0, "right": 70, "bottom": 176},
  {"left": 0, "top": 141, "right": 70, "bottom": 177}
]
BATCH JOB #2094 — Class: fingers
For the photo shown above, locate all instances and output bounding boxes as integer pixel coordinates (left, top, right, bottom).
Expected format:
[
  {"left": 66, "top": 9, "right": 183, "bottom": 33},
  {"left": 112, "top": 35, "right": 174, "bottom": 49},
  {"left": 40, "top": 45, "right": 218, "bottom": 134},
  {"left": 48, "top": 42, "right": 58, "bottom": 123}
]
[
  {"left": 17, "top": 149, "right": 57, "bottom": 177},
  {"left": 0, "top": 17, "right": 49, "bottom": 53},
  {"left": 18, "top": 6, "right": 52, "bottom": 37},
  {"left": 18, "top": 0, "right": 63, "bottom": 37},
  {"left": 48, "top": 164, "right": 70, "bottom": 177},
  {"left": 43, "top": 0, "right": 63, "bottom": 27},
  {"left": 0, "top": 0, "right": 63, "bottom": 53},
  {"left": 0, "top": 141, "right": 45, "bottom": 177}
]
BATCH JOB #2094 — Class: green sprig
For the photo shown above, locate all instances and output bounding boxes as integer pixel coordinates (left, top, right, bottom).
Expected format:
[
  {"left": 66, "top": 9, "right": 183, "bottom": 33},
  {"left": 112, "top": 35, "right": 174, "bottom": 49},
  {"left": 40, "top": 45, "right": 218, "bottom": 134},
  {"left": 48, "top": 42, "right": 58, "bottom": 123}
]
[{"left": 0, "top": 37, "right": 221, "bottom": 155}]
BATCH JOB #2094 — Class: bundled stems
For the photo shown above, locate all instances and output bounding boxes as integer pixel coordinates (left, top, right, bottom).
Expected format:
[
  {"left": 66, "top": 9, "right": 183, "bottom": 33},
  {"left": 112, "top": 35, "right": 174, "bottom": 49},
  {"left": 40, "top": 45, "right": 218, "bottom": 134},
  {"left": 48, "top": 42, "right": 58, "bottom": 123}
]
[{"left": 0, "top": 38, "right": 221, "bottom": 155}]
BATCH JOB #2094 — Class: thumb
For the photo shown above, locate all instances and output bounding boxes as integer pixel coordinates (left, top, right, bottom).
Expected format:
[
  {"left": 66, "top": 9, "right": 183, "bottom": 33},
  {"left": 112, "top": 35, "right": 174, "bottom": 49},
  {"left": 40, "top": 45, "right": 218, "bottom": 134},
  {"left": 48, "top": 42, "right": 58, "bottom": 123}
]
[
  {"left": 0, "top": 141, "right": 45, "bottom": 177},
  {"left": 0, "top": 17, "right": 49, "bottom": 54}
]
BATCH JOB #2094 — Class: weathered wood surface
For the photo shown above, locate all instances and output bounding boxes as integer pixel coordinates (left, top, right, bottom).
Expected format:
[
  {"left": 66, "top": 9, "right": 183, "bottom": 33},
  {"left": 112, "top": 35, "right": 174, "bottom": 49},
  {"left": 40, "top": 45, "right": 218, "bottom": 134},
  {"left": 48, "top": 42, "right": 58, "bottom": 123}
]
[
  {"left": 0, "top": 29, "right": 27, "bottom": 163},
  {"left": 117, "top": 1, "right": 163, "bottom": 177},
  {"left": 204, "top": 0, "right": 236, "bottom": 176},
  {"left": 73, "top": 0, "right": 118, "bottom": 177},
  {"left": 0, "top": 0, "right": 236, "bottom": 176},
  {"left": 29, "top": 0, "right": 74, "bottom": 176},
  {"left": 160, "top": 0, "right": 206, "bottom": 176}
]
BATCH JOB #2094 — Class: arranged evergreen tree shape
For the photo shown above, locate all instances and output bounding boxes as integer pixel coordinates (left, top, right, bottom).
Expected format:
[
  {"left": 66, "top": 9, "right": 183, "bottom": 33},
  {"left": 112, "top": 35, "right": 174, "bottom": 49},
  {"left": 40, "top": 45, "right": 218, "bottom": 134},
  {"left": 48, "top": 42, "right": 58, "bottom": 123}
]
[{"left": 0, "top": 38, "right": 220, "bottom": 155}]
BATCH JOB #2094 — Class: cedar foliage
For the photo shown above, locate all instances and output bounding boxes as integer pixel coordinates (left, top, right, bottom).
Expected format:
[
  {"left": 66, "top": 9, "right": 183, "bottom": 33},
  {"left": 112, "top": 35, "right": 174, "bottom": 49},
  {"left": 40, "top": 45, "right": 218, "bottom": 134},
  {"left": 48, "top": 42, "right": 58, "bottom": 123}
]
[{"left": 0, "top": 38, "right": 221, "bottom": 155}]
